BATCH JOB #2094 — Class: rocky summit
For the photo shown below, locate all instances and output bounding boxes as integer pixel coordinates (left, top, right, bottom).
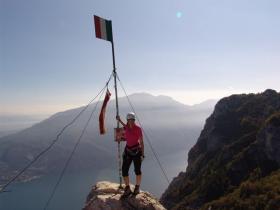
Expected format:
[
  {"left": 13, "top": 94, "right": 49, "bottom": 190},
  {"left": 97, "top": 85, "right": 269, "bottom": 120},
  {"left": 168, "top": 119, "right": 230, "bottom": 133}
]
[
  {"left": 82, "top": 181, "right": 166, "bottom": 210},
  {"left": 161, "top": 89, "right": 280, "bottom": 210}
]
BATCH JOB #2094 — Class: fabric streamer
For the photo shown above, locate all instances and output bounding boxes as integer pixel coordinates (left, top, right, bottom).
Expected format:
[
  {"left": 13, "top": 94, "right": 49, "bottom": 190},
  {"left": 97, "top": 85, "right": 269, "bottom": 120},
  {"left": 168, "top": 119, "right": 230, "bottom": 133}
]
[{"left": 99, "top": 89, "right": 111, "bottom": 135}]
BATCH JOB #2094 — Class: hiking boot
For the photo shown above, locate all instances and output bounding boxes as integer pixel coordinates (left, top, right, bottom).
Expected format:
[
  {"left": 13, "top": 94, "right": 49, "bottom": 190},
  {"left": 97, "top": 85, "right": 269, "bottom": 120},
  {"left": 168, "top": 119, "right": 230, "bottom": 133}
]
[
  {"left": 132, "top": 185, "right": 140, "bottom": 196},
  {"left": 121, "top": 185, "right": 132, "bottom": 198}
]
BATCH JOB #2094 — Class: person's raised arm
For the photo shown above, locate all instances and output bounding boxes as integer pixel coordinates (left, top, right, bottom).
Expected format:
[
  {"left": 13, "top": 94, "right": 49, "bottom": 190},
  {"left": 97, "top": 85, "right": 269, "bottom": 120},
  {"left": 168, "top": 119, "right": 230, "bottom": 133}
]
[{"left": 116, "top": 115, "right": 126, "bottom": 127}]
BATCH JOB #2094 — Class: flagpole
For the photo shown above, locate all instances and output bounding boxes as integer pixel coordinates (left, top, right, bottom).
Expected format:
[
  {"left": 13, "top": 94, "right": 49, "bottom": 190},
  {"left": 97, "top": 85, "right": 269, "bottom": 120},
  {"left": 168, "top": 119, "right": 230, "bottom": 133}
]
[{"left": 110, "top": 24, "right": 123, "bottom": 189}]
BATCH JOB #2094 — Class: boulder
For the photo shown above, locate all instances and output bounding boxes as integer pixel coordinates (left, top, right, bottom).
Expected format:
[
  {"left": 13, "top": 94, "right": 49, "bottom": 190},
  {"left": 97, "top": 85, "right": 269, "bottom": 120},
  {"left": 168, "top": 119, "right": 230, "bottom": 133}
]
[{"left": 83, "top": 181, "right": 166, "bottom": 210}]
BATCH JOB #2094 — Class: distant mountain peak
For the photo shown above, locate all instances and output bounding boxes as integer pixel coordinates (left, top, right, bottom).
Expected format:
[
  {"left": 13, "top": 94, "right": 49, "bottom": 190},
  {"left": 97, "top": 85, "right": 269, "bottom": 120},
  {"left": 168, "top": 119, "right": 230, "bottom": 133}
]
[
  {"left": 118, "top": 92, "right": 189, "bottom": 108},
  {"left": 263, "top": 89, "right": 278, "bottom": 96},
  {"left": 127, "top": 92, "right": 177, "bottom": 102}
]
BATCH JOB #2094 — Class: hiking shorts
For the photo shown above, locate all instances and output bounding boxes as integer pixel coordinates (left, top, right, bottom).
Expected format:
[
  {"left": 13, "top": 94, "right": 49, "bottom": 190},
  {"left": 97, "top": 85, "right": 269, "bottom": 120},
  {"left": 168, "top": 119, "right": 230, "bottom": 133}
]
[{"left": 122, "top": 147, "right": 142, "bottom": 177}]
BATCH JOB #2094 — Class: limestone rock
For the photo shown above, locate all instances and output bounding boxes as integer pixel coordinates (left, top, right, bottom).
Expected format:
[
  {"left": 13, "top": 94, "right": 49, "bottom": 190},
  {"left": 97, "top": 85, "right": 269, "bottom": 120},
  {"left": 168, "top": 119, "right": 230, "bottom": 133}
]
[
  {"left": 258, "top": 112, "right": 280, "bottom": 164},
  {"left": 83, "top": 181, "right": 166, "bottom": 210},
  {"left": 161, "top": 90, "right": 280, "bottom": 210}
]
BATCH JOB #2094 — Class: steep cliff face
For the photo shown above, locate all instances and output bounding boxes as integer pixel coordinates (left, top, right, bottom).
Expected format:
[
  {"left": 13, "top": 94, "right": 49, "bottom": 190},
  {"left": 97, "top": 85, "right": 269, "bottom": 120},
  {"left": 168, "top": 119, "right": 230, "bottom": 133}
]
[
  {"left": 161, "top": 89, "right": 280, "bottom": 210},
  {"left": 83, "top": 181, "right": 166, "bottom": 210}
]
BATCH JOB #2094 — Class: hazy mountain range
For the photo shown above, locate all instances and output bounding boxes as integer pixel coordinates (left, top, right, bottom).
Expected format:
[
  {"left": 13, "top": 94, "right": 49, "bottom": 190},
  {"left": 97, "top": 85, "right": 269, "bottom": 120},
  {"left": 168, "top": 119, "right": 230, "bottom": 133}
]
[
  {"left": 0, "top": 93, "right": 216, "bottom": 186},
  {"left": 0, "top": 115, "right": 48, "bottom": 138}
]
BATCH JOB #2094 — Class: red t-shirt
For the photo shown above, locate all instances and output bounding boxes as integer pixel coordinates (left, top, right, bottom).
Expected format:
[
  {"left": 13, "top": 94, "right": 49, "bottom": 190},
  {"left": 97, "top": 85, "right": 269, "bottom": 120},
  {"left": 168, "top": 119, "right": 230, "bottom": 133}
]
[{"left": 124, "top": 124, "right": 143, "bottom": 147}]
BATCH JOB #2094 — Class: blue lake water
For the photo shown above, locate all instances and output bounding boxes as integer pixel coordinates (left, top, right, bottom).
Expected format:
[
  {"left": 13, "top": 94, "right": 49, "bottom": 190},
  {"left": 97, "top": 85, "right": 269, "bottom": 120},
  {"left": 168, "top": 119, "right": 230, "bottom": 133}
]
[{"left": 0, "top": 150, "right": 187, "bottom": 210}]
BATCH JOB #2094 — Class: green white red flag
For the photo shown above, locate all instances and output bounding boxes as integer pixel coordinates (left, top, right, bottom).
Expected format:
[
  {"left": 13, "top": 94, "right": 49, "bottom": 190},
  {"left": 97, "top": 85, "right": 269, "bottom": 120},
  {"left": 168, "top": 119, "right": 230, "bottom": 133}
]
[{"left": 94, "top": 15, "right": 113, "bottom": 42}]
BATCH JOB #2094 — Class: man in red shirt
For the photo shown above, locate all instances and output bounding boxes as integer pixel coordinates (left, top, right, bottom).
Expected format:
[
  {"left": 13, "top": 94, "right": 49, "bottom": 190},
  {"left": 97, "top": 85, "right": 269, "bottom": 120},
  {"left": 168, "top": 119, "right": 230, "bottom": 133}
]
[{"left": 116, "top": 112, "right": 145, "bottom": 197}]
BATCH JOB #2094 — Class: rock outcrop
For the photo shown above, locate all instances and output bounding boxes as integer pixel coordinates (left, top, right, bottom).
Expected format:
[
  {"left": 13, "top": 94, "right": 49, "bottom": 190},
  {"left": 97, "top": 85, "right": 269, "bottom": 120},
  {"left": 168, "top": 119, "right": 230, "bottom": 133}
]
[
  {"left": 83, "top": 181, "right": 166, "bottom": 210},
  {"left": 161, "top": 89, "right": 280, "bottom": 210}
]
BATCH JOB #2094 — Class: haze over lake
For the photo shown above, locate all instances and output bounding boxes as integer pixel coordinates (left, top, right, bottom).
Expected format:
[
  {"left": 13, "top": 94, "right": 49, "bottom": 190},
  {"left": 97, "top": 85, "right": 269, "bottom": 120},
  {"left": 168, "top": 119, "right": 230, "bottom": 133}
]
[
  {"left": 0, "top": 93, "right": 213, "bottom": 210},
  {"left": 0, "top": 149, "right": 187, "bottom": 210}
]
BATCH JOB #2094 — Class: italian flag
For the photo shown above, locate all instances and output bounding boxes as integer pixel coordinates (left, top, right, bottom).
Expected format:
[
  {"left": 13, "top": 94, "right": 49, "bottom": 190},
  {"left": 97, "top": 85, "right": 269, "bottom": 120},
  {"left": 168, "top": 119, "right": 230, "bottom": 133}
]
[{"left": 94, "top": 15, "right": 113, "bottom": 42}]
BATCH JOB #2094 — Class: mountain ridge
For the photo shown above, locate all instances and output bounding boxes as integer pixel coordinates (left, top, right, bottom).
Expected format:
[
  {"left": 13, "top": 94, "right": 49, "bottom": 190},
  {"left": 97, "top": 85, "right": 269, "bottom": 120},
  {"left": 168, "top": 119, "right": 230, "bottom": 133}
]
[
  {"left": 0, "top": 92, "right": 217, "bottom": 138},
  {"left": 160, "top": 89, "right": 280, "bottom": 210},
  {"left": 0, "top": 92, "right": 214, "bottom": 189}
]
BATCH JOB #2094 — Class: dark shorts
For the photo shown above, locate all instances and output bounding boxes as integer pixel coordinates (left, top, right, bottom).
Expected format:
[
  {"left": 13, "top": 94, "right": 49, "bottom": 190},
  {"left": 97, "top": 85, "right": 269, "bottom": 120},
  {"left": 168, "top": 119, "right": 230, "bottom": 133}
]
[{"left": 122, "top": 146, "right": 142, "bottom": 176}]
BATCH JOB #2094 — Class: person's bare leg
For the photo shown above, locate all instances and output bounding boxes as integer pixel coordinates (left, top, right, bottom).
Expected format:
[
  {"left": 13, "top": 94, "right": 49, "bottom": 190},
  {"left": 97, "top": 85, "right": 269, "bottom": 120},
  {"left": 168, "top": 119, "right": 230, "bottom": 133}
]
[
  {"left": 122, "top": 176, "right": 132, "bottom": 198},
  {"left": 132, "top": 175, "right": 141, "bottom": 195},
  {"left": 123, "top": 176, "right": 130, "bottom": 186},
  {"left": 136, "top": 175, "right": 141, "bottom": 186}
]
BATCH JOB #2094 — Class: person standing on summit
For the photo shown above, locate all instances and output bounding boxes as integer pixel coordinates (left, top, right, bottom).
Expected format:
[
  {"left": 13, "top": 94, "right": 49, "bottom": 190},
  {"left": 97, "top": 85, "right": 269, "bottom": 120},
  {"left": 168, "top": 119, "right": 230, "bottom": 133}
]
[{"left": 116, "top": 112, "right": 145, "bottom": 197}]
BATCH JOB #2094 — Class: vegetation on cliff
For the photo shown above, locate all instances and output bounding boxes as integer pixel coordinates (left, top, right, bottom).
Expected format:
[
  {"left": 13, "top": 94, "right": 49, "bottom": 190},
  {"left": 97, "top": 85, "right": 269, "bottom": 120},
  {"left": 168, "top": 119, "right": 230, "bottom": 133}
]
[
  {"left": 161, "top": 89, "right": 280, "bottom": 210},
  {"left": 202, "top": 170, "right": 280, "bottom": 210}
]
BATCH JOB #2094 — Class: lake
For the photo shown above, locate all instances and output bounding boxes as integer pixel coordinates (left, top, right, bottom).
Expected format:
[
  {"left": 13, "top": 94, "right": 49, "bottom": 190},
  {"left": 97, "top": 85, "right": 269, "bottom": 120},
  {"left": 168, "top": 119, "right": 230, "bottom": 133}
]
[{"left": 0, "top": 150, "right": 188, "bottom": 210}]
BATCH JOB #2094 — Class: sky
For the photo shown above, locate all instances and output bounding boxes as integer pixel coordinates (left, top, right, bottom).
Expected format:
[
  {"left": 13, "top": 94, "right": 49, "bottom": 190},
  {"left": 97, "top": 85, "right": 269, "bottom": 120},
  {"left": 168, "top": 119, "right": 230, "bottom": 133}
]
[{"left": 1, "top": 0, "right": 280, "bottom": 116}]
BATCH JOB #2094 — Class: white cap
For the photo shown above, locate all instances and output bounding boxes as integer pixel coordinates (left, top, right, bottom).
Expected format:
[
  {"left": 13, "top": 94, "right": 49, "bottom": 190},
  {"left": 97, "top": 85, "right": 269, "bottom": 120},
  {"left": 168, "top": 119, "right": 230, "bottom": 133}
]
[{"left": 126, "top": 112, "right": 136, "bottom": 120}]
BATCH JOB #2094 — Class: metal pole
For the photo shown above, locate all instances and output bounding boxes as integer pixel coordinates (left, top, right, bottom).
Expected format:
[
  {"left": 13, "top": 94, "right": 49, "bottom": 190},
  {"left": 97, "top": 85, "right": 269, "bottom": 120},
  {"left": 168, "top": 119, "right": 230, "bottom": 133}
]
[{"left": 110, "top": 26, "right": 122, "bottom": 188}]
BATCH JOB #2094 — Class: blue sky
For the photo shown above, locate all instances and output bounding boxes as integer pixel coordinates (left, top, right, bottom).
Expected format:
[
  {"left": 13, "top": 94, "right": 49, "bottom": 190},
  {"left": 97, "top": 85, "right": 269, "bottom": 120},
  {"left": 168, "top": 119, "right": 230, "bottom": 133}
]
[{"left": 1, "top": 0, "right": 280, "bottom": 115}]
